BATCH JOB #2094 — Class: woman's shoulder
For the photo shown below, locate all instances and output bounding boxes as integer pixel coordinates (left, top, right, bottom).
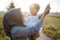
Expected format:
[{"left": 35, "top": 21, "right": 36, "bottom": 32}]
[{"left": 11, "top": 26, "right": 22, "bottom": 33}]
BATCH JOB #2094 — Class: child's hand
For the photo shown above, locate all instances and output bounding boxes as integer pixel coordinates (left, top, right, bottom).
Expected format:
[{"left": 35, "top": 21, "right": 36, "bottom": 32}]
[
  {"left": 44, "top": 3, "right": 51, "bottom": 15},
  {"left": 39, "top": 4, "right": 50, "bottom": 19}
]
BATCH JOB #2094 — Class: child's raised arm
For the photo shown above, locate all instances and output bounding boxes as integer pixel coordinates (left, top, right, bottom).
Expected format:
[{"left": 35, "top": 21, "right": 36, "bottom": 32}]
[{"left": 39, "top": 4, "right": 51, "bottom": 19}]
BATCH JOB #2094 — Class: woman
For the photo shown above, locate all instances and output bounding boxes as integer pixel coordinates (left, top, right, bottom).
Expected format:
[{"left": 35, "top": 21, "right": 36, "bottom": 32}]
[{"left": 3, "top": 4, "right": 50, "bottom": 40}]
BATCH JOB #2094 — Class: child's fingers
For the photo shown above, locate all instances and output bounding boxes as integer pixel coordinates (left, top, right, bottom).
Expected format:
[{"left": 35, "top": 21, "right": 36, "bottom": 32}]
[{"left": 46, "top": 3, "right": 50, "bottom": 9}]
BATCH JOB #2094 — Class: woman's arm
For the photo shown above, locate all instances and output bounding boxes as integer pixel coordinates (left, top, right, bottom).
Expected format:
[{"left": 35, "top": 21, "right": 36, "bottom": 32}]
[{"left": 11, "top": 19, "right": 43, "bottom": 37}]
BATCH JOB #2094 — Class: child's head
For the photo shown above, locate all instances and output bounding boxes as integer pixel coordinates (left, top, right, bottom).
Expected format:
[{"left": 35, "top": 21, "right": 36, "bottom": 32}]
[{"left": 29, "top": 3, "right": 40, "bottom": 15}]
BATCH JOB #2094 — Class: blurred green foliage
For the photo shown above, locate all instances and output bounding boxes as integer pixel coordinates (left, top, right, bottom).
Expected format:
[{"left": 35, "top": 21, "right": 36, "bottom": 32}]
[
  {"left": 0, "top": 13, "right": 10, "bottom": 40},
  {"left": 42, "top": 16, "right": 60, "bottom": 40}
]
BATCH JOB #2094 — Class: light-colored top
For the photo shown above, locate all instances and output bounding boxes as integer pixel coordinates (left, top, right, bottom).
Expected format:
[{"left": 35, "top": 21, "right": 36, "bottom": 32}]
[
  {"left": 24, "top": 16, "right": 40, "bottom": 27},
  {"left": 11, "top": 19, "right": 43, "bottom": 40},
  {"left": 24, "top": 15, "right": 42, "bottom": 32}
]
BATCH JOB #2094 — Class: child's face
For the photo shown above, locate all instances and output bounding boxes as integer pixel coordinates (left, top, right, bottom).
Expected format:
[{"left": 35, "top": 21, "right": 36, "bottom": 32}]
[{"left": 30, "top": 5, "right": 39, "bottom": 15}]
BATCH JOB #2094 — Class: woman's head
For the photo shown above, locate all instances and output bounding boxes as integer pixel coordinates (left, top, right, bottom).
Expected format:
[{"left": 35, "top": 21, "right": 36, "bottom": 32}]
[
  {"left": 3, "top": 8, "right": 24, "bottom": 37},
  {"left": 3, "top": 8, "right": 24, "bottom": 27}
]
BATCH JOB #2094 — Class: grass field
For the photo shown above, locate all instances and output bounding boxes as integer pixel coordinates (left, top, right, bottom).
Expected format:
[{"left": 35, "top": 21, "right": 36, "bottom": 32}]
[
  {"left": 42, "top": 13, "right": 60, "bottom": 40},
  {"left": 0, "top": 13, "right": 60, "bottom": 40}
]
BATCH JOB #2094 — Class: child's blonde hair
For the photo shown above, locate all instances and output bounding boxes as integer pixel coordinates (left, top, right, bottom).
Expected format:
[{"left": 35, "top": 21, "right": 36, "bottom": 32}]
[{"left": 30, "top": 3, "right": 40, "bottom": 10}]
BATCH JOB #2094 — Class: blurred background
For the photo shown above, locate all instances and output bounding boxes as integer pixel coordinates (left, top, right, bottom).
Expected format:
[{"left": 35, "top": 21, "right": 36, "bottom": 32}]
[{"left": 0, "top": 0, "right": 60, "bottom": 40}]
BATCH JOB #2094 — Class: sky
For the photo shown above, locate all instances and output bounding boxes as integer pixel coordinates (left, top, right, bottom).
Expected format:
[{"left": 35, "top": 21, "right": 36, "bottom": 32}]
[{"left": 0, "top": 0, "right": 60, "bottom": 13}]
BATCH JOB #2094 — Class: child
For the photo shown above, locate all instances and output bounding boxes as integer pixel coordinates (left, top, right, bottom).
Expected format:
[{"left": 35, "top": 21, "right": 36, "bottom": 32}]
[
  {"left": 24, "top": 3, "right": 50, "bottom": 40},
  {"left": 24, "top": 3, "right": 42, "bottom": 40}
]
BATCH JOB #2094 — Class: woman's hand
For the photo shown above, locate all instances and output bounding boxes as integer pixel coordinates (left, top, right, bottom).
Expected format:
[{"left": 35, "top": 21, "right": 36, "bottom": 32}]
[{"left": 31, "top": 33, "right": 40, "bottom": 40}]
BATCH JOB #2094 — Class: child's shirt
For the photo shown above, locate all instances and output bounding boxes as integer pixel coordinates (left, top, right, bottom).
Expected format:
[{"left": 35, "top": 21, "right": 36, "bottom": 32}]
[
  {"left": 24, "top": 15, "right": 40, "bottom": 27},
  {"left": 24, "top": 15, "right": 42, "bottom": 32}
]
